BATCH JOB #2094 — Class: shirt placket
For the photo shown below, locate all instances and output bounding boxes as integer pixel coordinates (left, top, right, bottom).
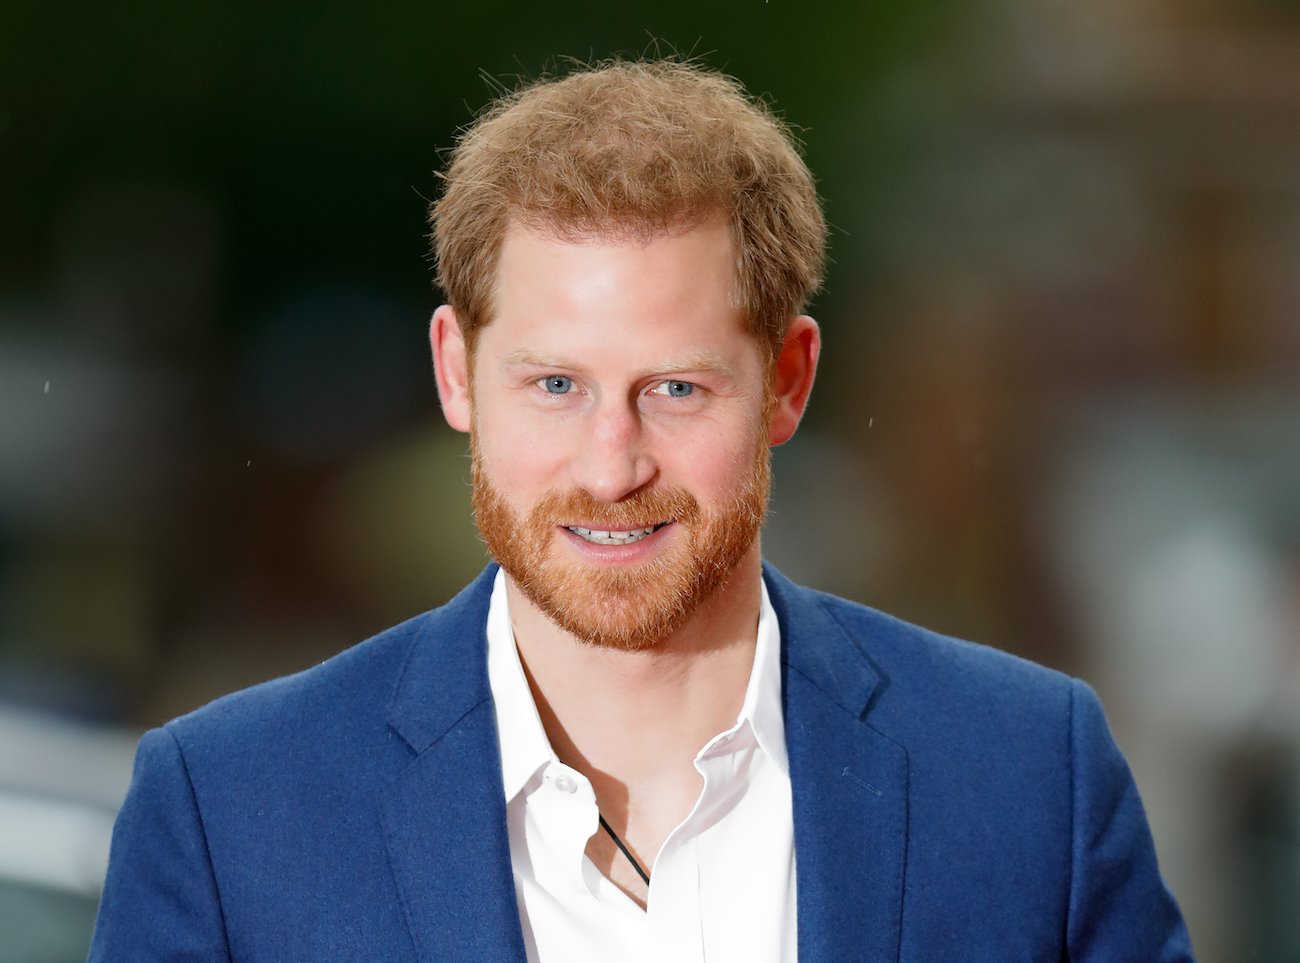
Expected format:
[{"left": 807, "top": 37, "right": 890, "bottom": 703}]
[
  {"left": 647, "top": 728, "right": 756, "bottom": 963},
  {"left": 527, "top": 762, "right": 601, "bottom": 901}
]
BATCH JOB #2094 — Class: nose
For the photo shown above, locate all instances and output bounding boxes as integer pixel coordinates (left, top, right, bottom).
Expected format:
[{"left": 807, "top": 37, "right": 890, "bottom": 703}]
[{"left": 570, "top": 395, "right": 657, "bottom": 502}]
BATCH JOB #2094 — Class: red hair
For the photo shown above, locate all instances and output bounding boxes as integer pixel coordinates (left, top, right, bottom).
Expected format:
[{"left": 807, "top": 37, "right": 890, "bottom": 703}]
[{"left": 431, "top": 59, "right": 826, "bottom": 364}]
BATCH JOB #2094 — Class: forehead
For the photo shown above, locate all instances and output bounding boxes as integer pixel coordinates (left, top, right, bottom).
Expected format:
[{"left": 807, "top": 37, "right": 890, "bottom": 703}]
[{"left": 488, "top": 220, "right": 742, "bottom": 342}]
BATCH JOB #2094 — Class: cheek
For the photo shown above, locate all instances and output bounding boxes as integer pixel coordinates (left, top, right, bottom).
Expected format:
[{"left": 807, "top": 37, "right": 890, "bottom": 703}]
[
  {"left": 656, "top": 423, "right": 764, "bottom": 494},
  {"left": 473, "top": 409, "right": 568, "bottom": 495}
]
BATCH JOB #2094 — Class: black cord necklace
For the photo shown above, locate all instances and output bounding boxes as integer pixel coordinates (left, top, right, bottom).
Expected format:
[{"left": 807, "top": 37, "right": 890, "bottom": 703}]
[{"left": 598, "top": 814, "right": 650, "bottom": 885}]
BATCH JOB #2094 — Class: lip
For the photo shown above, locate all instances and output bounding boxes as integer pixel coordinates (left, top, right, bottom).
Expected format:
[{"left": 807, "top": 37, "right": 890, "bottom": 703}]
[{"left": 555, "top": 521, "right": 676, "bottom": 564}]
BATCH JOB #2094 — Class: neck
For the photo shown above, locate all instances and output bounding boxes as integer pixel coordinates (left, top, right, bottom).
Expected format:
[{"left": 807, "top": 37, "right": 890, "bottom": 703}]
[{"left": 506, "top": 547, "right": 763, "bottom": 797}]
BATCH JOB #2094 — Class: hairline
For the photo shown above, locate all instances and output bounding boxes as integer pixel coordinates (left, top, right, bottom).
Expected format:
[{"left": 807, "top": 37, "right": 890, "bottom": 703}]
[{"left": 461, "top": 211, "right": 785, "bottom": 371}]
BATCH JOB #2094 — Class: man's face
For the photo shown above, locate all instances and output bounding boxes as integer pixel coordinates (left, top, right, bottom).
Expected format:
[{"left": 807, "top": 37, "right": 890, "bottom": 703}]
[{"left": 465, "top": 220, "right": 773, "bottom": 650}]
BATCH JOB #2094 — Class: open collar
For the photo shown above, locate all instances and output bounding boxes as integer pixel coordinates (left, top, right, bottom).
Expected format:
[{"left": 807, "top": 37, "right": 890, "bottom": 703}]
[{"left": 486, "top": 567, "right": 791, "bottom": 800}]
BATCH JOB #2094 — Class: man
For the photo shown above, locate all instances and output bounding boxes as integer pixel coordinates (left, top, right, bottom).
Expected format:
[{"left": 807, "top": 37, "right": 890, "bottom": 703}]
[{"left": 90, "top": 60, "right": 1193, "bottom": 961}]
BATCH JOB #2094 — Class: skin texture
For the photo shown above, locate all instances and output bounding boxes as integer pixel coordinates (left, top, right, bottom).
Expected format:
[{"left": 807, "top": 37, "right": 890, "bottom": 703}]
[{"left": 431, "top": 219, "right": 819, "bottom": 906}]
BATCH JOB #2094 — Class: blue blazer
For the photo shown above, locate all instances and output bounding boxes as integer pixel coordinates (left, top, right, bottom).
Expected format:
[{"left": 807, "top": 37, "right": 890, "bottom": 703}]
[{"left": 90, "top": 565, "right": 1193, "bottom": 961}]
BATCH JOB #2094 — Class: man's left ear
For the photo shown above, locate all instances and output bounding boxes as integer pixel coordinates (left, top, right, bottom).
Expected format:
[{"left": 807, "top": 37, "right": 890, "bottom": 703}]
[{"left": 768, "top": 314, "right": 820, "bottom": 445}]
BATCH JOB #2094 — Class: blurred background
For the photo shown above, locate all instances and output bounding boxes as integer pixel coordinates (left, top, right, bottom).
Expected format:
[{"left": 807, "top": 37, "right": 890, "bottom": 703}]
[{"left": 2, "top": 0, "right": 1298, "bottom": 959}]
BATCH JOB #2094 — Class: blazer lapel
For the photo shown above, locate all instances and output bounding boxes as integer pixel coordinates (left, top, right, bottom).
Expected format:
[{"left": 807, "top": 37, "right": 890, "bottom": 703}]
[
  {"left": 380, "top": 567, "right": 528, "bottom": 963},
  {"left": 766, "top": 565, "right": 909, "bottom": 963}
]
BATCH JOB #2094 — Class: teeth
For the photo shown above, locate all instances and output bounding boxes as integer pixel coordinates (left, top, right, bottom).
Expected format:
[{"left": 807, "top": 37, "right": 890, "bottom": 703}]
[{"left": 567, "top": 525, "right": 659, "bottom": 545}]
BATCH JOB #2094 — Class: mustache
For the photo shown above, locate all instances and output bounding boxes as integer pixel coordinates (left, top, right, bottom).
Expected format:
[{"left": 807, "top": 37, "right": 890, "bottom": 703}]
[{"left": 528, "top": 486, "right": 701, "bottom": 529}]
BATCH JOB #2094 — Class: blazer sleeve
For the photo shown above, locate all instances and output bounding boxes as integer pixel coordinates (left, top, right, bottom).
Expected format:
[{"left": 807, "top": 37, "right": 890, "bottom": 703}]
[
  {"left": 1066, "top": 679, "right": 1195, "bottom": 961},
  {"left": 88, "top": 726, "right": 233, "bottom": 963}
]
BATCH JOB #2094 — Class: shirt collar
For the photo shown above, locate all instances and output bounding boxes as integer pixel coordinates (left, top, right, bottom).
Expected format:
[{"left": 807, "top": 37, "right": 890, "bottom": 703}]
[
  {"left": 744, "top": 577, "right": 789, "bottom": 776},
  {"left": 485, "top": 569, "right": 554, "bottom": 803},
  {"left": 485, "top": 568, "right": 789, "bottom": 804}
]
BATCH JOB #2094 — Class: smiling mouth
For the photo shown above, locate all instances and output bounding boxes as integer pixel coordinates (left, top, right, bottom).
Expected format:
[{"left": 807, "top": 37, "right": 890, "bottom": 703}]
[{"left": 564, "top": 522, "right": 670, "bottom": 546}]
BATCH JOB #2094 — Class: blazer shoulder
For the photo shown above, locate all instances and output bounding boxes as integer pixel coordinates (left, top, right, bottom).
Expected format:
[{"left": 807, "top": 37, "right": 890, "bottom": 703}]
[
  {"left": 768, "top": 567, "right": 1076, "bottom": 739},
  {"left": 826, "top": 589, "right": 1067, "bottom": 686},
  {"left": 162, "top": 567, "right": 497, "bottom": 755},
  {"left": 165, "top": 608, "right": 422, "bottom": 741}
]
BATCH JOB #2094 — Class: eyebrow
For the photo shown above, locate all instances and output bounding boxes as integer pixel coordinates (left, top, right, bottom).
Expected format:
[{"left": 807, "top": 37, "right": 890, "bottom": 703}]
[{"left": 501, "top": 347, "right": 737, "bottom": 378}]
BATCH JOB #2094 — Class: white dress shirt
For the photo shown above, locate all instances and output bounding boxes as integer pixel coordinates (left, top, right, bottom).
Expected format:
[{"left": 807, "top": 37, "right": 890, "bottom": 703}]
[{"left": 485, "top": 569, "right": 797, "bottom": 963}]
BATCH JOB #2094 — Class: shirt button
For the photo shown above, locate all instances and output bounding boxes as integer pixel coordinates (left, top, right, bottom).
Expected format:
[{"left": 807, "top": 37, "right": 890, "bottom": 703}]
[{"left": 553, "top": 774, "right": 577, "bottom": 794}]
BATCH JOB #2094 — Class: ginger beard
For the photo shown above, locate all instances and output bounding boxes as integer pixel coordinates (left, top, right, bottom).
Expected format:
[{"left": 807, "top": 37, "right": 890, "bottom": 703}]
[{"left": 470, "top": 433, "right": 771, "bottom": 651}]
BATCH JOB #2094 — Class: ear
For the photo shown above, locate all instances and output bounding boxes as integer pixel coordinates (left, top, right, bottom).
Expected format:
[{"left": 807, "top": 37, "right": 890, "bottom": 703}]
[
  {"left": 430, "top": 305, "right": 471, "bottom": 433},
  {"left": 768, "top": 315, "right": 820, "bottom": 446}
]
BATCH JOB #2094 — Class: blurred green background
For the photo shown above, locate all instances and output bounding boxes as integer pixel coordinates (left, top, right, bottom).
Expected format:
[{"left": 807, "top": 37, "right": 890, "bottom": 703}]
[{"left": 3, "top": 1, "right": 1300, "bottom": 959}]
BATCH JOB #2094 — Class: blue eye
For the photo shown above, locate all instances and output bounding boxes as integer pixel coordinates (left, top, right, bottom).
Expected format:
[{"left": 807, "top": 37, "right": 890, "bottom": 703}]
[
  {"left": 656, "top": 380, "right": 694, "bottom": 398},
  {"left": 541, "top": 376, "right": 573, "bottom": 394}
]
